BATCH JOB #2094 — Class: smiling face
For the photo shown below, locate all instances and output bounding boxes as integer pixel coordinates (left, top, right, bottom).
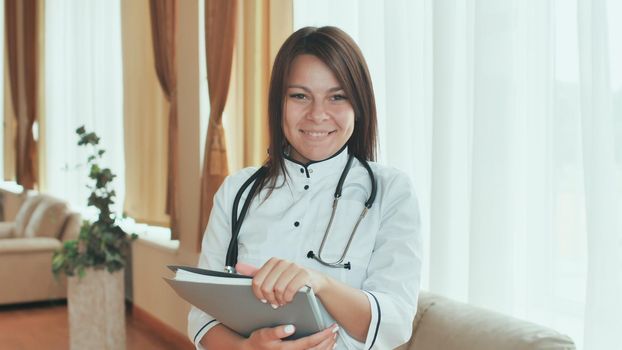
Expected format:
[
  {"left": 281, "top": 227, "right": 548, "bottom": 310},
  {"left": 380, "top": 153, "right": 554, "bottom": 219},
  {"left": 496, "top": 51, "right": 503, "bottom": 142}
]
[{"left": 282, "top": 54, "right": 355, "bottom": 164}]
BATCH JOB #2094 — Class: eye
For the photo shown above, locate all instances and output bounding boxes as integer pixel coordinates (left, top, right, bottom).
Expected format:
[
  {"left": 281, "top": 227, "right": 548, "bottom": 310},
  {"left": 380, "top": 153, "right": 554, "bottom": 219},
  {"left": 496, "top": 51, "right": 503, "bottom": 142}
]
[
  {"left": 330, "top": 94, "right": 348, "bottom": 101},
  {"left": 289, "top": 93, "right": 308, "bottom": 100}
]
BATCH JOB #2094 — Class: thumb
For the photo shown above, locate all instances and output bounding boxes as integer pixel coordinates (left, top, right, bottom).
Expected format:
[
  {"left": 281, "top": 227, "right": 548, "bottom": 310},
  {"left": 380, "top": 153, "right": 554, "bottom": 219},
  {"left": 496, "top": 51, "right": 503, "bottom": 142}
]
[
  {"left": 270, "top": 324, "right": 296, "bottom": 339},
  {"left": 235, "top": 262, "right": 259, "bottom": 277}
]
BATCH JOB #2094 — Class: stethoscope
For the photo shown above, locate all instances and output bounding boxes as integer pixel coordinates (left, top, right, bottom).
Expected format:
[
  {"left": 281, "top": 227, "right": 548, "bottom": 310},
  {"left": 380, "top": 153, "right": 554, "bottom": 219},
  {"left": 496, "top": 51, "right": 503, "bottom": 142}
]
[{"left": 224, "top": 153, "right": 377, "bottom": 273}]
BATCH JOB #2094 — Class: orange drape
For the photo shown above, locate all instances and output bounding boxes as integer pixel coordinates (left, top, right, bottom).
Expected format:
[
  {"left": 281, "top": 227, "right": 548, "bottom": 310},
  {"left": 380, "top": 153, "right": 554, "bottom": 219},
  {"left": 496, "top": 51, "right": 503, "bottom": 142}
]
[
  {"left": 5, "top": 0, "right": 38, "bottom": 189},
  {"left": 121, "top": 0, "right": 170, "bottom": 228},
  {"left": 198, "top": 0, "right": 238, "bottom": 246},
  {"left": 149, "top": 0, "right": 180, "bottom": 239}
]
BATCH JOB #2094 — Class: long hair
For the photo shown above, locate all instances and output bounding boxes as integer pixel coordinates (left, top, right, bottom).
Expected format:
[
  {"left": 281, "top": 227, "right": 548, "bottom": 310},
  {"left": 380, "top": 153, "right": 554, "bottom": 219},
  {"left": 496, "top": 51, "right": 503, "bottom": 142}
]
[{"left": 260, "top": 26, "right": 377, "bottom": 193}]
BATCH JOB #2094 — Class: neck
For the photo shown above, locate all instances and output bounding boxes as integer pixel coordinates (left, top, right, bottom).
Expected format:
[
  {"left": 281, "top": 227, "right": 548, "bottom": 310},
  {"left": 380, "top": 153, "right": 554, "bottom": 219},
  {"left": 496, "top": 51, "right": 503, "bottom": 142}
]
[{"left": 285, "top": 145, "right": 348, "bottom": 166}]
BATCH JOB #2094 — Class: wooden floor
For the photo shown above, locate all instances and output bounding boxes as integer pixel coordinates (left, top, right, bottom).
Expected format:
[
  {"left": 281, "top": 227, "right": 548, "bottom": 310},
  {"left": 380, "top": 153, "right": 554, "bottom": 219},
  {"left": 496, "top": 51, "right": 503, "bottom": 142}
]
[{"left": 0, "top": 300, "right": 193, "bottom": 350}]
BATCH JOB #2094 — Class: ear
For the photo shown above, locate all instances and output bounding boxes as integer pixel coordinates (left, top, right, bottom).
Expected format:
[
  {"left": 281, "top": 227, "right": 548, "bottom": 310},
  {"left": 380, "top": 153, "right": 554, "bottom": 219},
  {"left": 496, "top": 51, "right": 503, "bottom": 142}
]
[{"left": 235, "top": 262, "right": 259, "bottom": 277}]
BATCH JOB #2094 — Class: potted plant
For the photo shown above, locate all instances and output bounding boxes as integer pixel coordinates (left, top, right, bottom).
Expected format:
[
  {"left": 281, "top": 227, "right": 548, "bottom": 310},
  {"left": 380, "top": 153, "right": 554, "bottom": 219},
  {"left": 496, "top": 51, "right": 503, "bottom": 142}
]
[{"left": 52, "top": 126, "right": 137, "bottom": 350}]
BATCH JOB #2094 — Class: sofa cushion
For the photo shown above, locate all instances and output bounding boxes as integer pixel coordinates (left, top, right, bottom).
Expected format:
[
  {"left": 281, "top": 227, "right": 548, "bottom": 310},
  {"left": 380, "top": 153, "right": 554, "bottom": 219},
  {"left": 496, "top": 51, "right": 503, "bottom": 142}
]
[
  {"left": 23, "top": 195, "right": 69, "bottom": 239},
  {"left": 13, "top": 195, "right": 44, "bottom": 237},
  {"left": 0, "top": 222, "right": 15, "bottom": 238}
]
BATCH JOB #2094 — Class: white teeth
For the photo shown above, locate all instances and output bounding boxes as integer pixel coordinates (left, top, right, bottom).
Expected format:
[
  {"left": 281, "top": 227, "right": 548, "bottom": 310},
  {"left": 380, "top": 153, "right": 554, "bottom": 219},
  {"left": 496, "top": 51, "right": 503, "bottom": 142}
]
[{"left": 302, "top": 131, "right": 332, "bottom": 137}]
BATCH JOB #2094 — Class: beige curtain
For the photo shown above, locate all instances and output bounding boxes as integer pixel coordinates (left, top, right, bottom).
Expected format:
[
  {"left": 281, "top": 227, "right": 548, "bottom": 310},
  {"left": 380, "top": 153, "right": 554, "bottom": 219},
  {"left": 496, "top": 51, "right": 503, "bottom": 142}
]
[
  {"left": 35, "top": 0, "right": 45, "bottom": 191},
  {"left": 3, "top": 42, "right": 16, "bottom": 181},
  {"left": 149, "top": 0, "right": 180, "bottom": 239},
  {"left": 198, "top": 0, "right": 238, "bottom": 244},
  {"left": 196, "top": 0, "right": 292, "bottom": 248},
  {"left": 225, "top": 0, "right": 293, "bottom": 172},
  {"left": 5, "top": 0, "right": 39, "bottom": 190},
  {"left": 242, "top": 0, "right": 292, "bottom": 167},
  {"left": 122, "top": 0, "right": 170, "bottom": 227}
]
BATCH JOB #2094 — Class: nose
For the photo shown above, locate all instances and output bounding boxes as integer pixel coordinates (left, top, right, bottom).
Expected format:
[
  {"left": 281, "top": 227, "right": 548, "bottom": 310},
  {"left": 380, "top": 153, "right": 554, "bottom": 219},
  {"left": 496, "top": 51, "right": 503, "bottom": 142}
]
[{"left": 307, "top": 99, "right": 328, "bottom": 122}]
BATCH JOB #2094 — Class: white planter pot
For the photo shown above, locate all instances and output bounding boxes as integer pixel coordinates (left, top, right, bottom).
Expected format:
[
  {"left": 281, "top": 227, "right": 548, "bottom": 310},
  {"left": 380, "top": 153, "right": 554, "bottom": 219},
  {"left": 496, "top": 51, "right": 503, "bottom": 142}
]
[{"left": 68, "top": 268, "right": 126, "bottom": 350}]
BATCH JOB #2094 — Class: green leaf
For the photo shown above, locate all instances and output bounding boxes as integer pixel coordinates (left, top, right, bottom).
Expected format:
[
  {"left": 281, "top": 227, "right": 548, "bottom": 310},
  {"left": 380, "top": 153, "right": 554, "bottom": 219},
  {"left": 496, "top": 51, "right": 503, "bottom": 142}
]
[{"left": 89, "top": 164, "right": 101, "bottom": 178}]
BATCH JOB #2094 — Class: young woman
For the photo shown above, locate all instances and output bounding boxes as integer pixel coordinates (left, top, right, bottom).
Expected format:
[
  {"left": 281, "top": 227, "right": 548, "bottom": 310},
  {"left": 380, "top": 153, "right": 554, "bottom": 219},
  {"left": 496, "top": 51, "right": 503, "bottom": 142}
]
[{"left": 189, "top": 26, "right": 422, "bottom": 350}]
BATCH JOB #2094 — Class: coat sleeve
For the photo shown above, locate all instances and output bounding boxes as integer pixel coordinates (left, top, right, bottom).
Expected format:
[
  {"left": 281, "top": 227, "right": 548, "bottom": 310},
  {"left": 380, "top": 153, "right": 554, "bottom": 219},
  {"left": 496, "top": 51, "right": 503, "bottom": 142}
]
[
  {"left": 357, "top": 171, "right": 423, "bottom": 349},
  {"left": 187, "top": 174, "right": 238, "bottom": 349}
]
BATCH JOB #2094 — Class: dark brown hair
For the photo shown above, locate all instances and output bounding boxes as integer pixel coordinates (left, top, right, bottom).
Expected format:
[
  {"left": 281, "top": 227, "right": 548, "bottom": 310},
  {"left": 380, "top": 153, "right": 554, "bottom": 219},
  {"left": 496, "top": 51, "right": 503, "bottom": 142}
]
[{"left": 260, "top": 26, "right": 377, "bottom": 192}]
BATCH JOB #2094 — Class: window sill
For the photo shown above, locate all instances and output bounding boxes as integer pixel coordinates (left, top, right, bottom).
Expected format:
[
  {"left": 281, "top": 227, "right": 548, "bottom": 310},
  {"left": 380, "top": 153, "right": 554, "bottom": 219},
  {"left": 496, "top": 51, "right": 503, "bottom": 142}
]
[{"left": 119, "top": 218, "right": 179, "bottom": 252}]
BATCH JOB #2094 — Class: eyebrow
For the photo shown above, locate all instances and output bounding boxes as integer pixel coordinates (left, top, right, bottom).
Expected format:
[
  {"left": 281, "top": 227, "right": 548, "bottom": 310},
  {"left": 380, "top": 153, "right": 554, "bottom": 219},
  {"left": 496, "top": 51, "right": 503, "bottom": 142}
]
[{"left": 287, "top": 85, "right": 344, "bottom": 93}]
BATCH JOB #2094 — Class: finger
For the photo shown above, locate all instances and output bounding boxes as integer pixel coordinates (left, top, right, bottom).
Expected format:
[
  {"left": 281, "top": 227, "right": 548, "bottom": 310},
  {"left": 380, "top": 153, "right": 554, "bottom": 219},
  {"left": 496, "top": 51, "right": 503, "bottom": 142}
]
[
  {"left": 235, "top": 262, "right": 259, "bottom": 277},
  {"left": 287, "top": 324, "right": 338, "bottom": 349},
  {"left": 258, "top": 259, "right": 292, "bottom": 307},
  {"left": 249, "top": 324, "right": 296, "bottom": 346},
  {"left": 263, "top": 324, "right": 295, "bottom": 340},
  {"left": 308, "top": 333, "right": 337, "bottom": 350},
  {"left": 282, "top": 270, "right": 310, "bottom": 304},
  {"left": 273, "top": 264, "right": 303, "bottom": 305},
  {"left": 251, "top": 258, "right": 280, "bottom": 304}
]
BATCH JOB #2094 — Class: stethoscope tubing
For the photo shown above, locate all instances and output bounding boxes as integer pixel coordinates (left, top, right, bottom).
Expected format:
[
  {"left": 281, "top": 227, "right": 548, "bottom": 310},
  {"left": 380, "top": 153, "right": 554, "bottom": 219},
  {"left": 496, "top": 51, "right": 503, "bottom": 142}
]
[
  {"left": 226, "top": 166, "right": 267, "bottom": 272},
  {"left": 225, "top": 154, "right": 376, "bottom": 272}
]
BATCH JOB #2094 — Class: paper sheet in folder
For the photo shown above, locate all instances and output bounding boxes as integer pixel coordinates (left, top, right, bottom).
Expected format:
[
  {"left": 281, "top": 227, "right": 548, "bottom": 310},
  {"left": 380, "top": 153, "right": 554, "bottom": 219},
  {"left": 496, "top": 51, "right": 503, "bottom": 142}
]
[{"left": 164, "top": 265, "right": 326, "bottom": 339}]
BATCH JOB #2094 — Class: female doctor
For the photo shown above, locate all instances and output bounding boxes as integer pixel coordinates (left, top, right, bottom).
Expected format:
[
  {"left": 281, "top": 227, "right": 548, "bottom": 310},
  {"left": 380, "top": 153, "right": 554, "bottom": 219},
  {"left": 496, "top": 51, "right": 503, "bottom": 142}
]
[{"left": 188, "top": 26, "right": 422, "bottom": 350}]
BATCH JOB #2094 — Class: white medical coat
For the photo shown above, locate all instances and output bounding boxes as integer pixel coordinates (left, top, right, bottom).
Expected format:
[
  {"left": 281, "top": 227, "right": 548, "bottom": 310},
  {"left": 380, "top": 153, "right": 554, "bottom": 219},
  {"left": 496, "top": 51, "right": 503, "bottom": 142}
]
[{"left": 188, "top": 148, "right": 422, "bottom": 349}]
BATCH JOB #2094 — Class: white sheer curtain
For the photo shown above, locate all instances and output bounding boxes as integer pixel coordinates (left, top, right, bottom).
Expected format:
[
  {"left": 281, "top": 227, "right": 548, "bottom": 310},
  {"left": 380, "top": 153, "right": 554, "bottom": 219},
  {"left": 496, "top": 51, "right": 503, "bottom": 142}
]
[
  {"left": 294, "top": 0, "right": 622, "bottom": 348},
  {"left": 44, "top": 0, "right": 125, "bottom": 217}
]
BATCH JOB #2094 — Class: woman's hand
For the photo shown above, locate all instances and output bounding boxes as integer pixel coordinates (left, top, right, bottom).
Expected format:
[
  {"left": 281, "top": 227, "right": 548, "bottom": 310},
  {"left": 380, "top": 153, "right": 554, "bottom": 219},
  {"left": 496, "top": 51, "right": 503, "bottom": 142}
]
[
  {"left": 236, "top": 259, "right": 329, "bottom": 308},
  {"left": 241, "top": 324, "right": 339, "bottom": 350}
]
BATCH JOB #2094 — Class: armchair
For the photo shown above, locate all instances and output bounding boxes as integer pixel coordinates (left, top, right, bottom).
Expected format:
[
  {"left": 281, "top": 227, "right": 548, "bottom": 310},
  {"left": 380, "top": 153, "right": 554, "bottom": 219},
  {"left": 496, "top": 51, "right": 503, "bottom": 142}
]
[{"left": 0, "top": 189, "right": 81, "bottom": 304}]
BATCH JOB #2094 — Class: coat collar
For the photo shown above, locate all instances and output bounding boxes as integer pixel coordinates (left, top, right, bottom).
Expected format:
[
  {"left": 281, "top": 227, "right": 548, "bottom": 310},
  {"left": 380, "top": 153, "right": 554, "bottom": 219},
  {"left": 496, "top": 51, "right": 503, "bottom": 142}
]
[{"left": 283, "top": 145, "right": 349, "bottom": 180}]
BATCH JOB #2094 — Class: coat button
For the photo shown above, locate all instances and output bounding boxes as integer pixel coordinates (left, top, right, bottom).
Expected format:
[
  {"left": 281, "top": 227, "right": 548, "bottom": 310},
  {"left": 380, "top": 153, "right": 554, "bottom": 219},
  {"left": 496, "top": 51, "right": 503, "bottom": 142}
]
[
  {"left": 304, "top": 185, "right": 309, "bottom": 190},
  {"left": 294, "top": 221, "right": 300, "bottom": 227},
  {"left": 300, "top": 168, "right": 304, "bottom": 173}
]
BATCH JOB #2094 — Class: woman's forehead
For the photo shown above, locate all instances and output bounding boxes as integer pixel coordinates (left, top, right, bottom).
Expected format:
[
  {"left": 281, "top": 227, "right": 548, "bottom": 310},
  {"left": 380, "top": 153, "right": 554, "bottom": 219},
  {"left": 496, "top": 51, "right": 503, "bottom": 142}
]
[{"left": 286, "top": 54, "right": 342, "bottom": 90}]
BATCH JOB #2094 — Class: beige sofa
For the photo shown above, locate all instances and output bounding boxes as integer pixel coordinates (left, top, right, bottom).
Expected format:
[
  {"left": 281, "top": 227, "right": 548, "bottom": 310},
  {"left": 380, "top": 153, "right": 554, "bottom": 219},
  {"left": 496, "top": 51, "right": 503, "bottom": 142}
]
[
  {"left": 0, "top": 188, "right": 81, "bottom": 304},
  {"left": 398, "top": 292, "right": 576, "bottom": 350}
]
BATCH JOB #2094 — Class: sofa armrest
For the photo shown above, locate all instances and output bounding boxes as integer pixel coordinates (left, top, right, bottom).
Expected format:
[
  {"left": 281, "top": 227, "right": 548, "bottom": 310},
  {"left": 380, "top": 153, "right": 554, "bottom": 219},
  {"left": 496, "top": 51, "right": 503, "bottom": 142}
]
[
  {"left": 0, "top": 237, "right": 62, "bottom": 253},
  {"left": 409, "top": 292, "right": 576, "bottom": 350},
  {"left": 0, "top": 236, "right": 66, "bottom": 304}
]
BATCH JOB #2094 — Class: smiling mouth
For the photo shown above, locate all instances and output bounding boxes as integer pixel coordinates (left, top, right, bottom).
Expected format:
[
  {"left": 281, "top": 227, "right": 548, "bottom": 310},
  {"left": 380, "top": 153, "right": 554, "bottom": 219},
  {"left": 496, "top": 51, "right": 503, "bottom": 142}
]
[{"left": 300, "top": 130, "right": 336, "bottom": 137}]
